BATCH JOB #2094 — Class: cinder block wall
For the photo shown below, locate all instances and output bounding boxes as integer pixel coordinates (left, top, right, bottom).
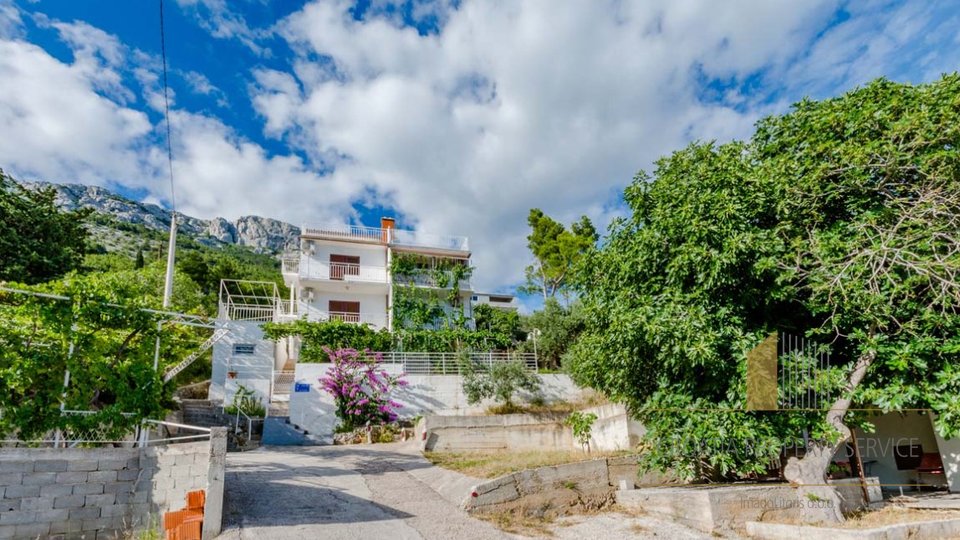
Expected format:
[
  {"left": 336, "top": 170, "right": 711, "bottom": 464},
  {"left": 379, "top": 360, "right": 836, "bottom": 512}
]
[{"left": 0, "top": 427, "right": 226, "bottom": 539}]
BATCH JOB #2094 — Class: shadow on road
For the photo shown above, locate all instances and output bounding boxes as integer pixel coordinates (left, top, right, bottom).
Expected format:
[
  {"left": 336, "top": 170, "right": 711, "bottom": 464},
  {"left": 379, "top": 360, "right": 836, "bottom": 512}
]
[{"left": 222, "top": 445, "right": 425, "bottom": 529}]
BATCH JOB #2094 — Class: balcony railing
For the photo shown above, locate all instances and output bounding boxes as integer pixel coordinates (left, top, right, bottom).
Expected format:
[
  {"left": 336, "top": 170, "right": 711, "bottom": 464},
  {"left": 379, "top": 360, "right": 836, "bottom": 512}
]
[
  {"left": 302, "top": 224, "right": 387, "bottom": 243},
  {"left": 395, "top": 271, "right": 471, "bottom": 290},
  {"left": 390, "top": 229, "right": 469, "bottom": 252},
  {"left": 296, "top": 303, "right": 388, "bottom": 329},
  {"left": 301, "top": 223, "right": 469, "bottom": 253},
  {"left": 299, "top": 260, "right": 388, "bottom": 283}
]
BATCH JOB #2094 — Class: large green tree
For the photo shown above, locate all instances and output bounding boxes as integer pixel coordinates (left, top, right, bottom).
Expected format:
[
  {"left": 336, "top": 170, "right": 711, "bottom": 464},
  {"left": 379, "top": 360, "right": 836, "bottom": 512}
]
[
  {"left": 520, "top": 209, "right": 597, "bottom": 302},
  {"left": 569, "top": 76, "right": 960, "bottom": 522},
  {"left": 0, "top": 266, "right": 207, "bottom": 440},
  {"left": 0, "top": 171, "right": 90, "bottom": 284}
]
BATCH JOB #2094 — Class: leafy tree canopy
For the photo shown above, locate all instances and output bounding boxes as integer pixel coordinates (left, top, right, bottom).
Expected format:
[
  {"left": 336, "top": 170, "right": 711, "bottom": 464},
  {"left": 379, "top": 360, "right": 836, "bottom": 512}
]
[
  {"left": 519, "top": 208, "right": 597, "bottom": 302},
  {"left": 0, "top": 266, "right": 206, "bottom": 440},
  {"left": 0, "top": 170, "right": 90, "bottom": 284},
  {"left": 568, "top": 76, "right": 960, "bottom": 498},
  {"left": 519, "top": 298, "right": 586, "bottom": 370}
]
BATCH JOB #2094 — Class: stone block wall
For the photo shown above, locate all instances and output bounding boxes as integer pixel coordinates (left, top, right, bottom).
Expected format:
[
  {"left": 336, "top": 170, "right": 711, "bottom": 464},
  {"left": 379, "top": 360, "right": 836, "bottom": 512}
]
[{"left": 0, "top": 427, "right": 226, "bottom": 540}]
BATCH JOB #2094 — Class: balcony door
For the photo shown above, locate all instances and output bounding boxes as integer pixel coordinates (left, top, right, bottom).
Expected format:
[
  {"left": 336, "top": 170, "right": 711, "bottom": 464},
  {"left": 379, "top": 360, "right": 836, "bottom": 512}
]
[
  {"left": 329, "top": 254, "right": 360, "bottom": 280},
  {"left": 329, "top": 300, "right": 360, "bottom": 323}
]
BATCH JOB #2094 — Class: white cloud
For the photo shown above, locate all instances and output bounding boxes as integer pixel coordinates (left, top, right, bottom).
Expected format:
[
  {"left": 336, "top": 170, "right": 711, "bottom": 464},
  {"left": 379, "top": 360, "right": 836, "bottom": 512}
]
[
  {"left": 174, "top": 0, "right": 268, "bottom": 56},
  {"left": 0, "top": 10, "right": 342, "bottom": 229},
  {"left": 2, "top": 0, "right": 958, "bottom": 295},
  {"left": 251, "top": 0, "right": 834, "bottom": 291},
  {"left": 0, "top": 37, "right": 151, "bottom": 184},
  {"left": 246, "top": 0, "right": 960, "bottom": 292}
]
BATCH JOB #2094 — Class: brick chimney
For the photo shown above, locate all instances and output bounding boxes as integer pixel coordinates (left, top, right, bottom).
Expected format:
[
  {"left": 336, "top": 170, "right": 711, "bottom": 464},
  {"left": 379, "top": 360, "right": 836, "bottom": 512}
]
[{"left": 380, "top": 217, "right": 395, "bottom": 243}]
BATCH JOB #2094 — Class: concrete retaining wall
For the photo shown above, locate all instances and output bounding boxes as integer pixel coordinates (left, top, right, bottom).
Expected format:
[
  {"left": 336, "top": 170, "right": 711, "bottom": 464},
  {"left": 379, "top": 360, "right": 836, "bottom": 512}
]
[
  {"left": 0, "top": 428, "right": 226, "bottom": 539},
  {"left": 746, "top": 518, "right": 960, "bottom": 540},
  {"left": 419, "top": 404, "right": 644, "bottom": 452},
  {"left": 463, "top": 455, "right": 655, "bottom": 516},
  {"left": 289, "top": 363, "right": 586, "bottom": 441},
  {"left": 616, "top": 478, "right": 883, "bottom": 536}
]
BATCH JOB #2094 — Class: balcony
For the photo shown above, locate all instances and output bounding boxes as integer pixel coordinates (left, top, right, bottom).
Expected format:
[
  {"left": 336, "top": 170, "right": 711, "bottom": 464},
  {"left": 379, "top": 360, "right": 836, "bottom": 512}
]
[
  {"left": 301, "top": 223, "right": 469, "bottom": 253},
  {"left": 282, "top": 255, "right": 388, "bottom": 285},
  {"left": 297, "top": 303, "right": 388, "bottom": 329},
  {"left": 394, "top": 270, "right": 471, "bottom": 291}
]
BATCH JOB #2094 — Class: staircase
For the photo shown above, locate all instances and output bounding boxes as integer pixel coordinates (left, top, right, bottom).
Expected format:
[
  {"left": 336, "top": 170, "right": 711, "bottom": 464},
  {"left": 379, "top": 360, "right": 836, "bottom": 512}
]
[
  {"left": 180, "top": 399, "right": 263, "bottom": 451},
  {"left": 180, "top": 400, "right": 227, "bottom": 428},
  {"left": 164, "top": 328, "right": 230, "bottom": 383},
  {"left": 262, "top": 417, "right": 326, "bottom": 446}
]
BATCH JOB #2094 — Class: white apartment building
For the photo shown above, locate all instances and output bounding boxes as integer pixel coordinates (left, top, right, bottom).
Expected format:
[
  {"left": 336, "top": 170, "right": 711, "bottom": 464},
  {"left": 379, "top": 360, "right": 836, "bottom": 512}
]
[
  {"left": 279, "top": 217, "right": 474, "bottom": 329},
  {"left": 209, "top": 218, "right": 476, "bottom": 406}
]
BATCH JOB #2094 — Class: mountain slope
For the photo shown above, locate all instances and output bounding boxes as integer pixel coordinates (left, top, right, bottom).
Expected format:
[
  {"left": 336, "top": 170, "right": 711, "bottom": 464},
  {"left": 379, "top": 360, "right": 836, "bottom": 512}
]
[{"left": 22, "top": 181, "right": 301, "bottom": 254}]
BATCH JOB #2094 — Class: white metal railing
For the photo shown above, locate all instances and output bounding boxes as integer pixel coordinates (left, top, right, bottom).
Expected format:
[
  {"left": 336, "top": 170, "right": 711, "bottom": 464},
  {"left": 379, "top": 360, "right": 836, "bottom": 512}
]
[
  {"left": 221, "top": 302, "right": 277, "bottom": 322},
  {"left": 218, "top": 280, "right": 284, "bottom": 322},
  {"left": 297, "top": 259, "right": 388, "bottom": 283},
  {"left": 3, "top": 413, "right": 212, "bottom": 448},
  {"left": 391, "top": 228, "right": 469, "bottom": 252},
  {"left": 397, "top": 271, "right": 471, "bottom": 290},
  {"left": 301, "top": 223, "right": 469, "bottom": 253},
  {"left": 302, "top": 224, "right": 386, "bottom": 243},
  {"left": 297, "top": 303, "right": 388, "bottom": 329},
  {"left": 379, "top": 351, "right": 537, "bottom": 375},
  {"left": 281, "top": 254, "right": 300, "bottom": 274}
]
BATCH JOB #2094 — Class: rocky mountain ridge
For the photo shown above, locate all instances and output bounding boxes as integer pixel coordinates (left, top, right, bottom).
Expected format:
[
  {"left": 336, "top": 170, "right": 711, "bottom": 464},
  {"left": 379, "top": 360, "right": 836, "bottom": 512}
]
[{"left": 22, "top": 181, "right": 301, "bottom": 253}]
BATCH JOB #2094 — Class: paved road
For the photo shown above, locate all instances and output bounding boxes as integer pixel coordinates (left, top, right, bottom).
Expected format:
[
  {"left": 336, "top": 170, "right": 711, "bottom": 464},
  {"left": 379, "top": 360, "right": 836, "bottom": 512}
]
[{"left": 217, "top": 442, "right": 510, "bottom": 540}]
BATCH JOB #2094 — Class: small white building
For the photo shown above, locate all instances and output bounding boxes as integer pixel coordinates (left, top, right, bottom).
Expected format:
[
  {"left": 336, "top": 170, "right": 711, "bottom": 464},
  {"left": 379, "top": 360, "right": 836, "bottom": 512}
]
[{"left": 472, "top": 292, "right": 519, "bottom": 311}]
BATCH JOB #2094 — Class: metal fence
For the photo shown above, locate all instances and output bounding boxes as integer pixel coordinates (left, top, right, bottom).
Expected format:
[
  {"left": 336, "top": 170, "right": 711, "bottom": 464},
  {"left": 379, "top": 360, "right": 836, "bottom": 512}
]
[
  {"left": 1, "top": 411, "right": 211, "bottom": 448},
  {"left": 379, "top": 351, "right": 537, "bottom": 375},
  {"left": 778, "top": 332, "right": 835, "bottom": 410}
]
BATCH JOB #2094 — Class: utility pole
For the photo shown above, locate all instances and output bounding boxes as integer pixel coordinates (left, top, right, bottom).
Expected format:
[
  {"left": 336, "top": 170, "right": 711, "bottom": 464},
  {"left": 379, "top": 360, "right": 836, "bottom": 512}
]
[{"left": 162, "top": 214, "right": 177, "bottom": 308}]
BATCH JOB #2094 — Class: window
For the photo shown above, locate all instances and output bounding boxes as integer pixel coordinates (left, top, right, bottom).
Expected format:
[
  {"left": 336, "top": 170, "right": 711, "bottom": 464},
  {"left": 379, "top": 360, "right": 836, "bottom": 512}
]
[
  {"left": 471, "top": 295, "right": 478, "bottom": 301},
  {"left": 233, "top": 344, "right": 256, "bottom": 355},
  {"left": 330, "top": 254, "right": 360, "bottom": 280},
  {"left": 329, "top": 300, "right": 361, "bottom": 323},
  {"left": 491, "top": 296, "right": 512, "bottom": 303}
]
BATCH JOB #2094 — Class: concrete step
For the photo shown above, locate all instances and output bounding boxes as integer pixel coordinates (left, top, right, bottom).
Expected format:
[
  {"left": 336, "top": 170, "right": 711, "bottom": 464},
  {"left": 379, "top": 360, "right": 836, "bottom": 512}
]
[{"left": 262, "top": 416, "right": 324, "bottom": 446}]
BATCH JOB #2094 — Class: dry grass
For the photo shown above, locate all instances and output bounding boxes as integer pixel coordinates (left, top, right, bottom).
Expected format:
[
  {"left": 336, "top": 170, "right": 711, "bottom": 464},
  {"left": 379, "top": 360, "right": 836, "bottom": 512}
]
[
  {"left": 771, "top": 506, "right": 960, "bottom": 529},
  {"left": 423, "top": 450, "right": 635, "bottom": 479},
  {"left": 837, "top": 507, "right": 960, "bottom": 529},
  {"left": 485, "top": 391, "right": 611, "bottom": 416},
  {"left": 478, "top": 509, "right": 556, "bottom": 537}
]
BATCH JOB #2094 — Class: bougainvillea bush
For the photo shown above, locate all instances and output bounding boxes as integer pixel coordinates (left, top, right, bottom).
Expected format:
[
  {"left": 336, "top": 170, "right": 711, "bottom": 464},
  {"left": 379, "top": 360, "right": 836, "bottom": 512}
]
[{"left": 319, "top": 348, "right": 408, "bottom": 432}]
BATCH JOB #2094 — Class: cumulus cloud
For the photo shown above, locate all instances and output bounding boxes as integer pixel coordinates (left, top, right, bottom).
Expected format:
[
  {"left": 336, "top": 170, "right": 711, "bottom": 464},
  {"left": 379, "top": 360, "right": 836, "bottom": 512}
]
[
  {"left": 174, "top": 0, "right": 268, "bottom": 56},
  {"left": 244, "top": 0, "right": 960, "bottom": 292},
  {"left": 2, "top": 0, "right": 959, "bottom": 294}
]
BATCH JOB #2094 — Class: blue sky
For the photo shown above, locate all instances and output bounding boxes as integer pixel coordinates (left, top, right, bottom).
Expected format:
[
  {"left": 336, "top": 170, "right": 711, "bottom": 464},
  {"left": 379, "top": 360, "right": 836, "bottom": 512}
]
[{"left": 0, "top": 0, "right": 958, "bottom": 306}]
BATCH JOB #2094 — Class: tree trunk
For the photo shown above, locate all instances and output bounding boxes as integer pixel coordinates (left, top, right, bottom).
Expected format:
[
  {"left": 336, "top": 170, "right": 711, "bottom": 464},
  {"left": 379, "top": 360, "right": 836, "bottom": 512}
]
[{"left": 782, "top": 348, "right": 876, "bottom": 523}]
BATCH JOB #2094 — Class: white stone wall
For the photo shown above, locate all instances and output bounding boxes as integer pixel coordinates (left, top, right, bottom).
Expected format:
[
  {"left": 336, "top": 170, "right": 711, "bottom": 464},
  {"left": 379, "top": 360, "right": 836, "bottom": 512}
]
[
  {"left": 0, "top": 429, "right": 226, "bottom": 539},
  {"left": 288, "top": 363, "right": 585, "bottom": 440},
  {"left": 209, "top": 321, "right": 273, "bottom": 406}
]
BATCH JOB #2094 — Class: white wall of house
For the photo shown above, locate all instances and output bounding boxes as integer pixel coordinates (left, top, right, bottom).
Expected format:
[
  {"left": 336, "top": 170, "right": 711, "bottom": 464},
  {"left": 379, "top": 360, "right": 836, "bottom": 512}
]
[
  {"left": 931, "top": 414, "right": 960, "bottom": 493},
  {"left": 289, "top": 363, "right": 585, "bottom": 441},
  {"left": 209, "top": 321, "right": 273, "bottom": 407}
]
